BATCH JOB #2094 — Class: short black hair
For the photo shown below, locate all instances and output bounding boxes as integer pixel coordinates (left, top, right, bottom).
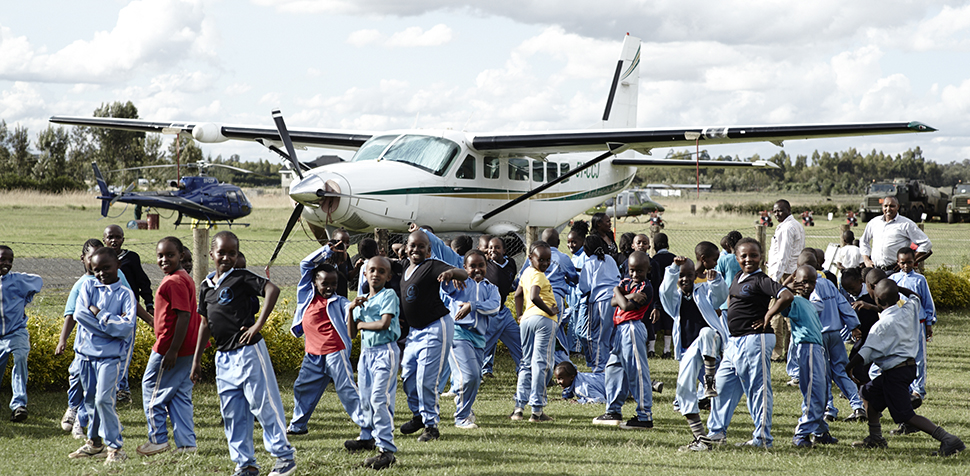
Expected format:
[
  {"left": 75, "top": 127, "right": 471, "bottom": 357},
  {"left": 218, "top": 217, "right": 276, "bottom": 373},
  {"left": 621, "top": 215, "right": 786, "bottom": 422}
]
[
  {"left": 735, "top": 237, "right": 761, "bottom": 253},
  {"left": 452, "top": 234, "right": 473, "bottom": 256},
  {"left": 695, "top": 241, "right": 719, "bottom": 259},
  {"left": 359, "top": 238, "right": 379, "bottom": 259},
  {"left": 211, "top": 230, "right": 240, "bottom": 249},
  {"left": 653, "top": 233, "right": 669, "bottom": 250},
  {"left": 553, "top": 361, "right": 577, "bottom": 378},
  {"left": 158, "top": 236, "right": 186, "bottom": 254},
  {"left": 530, "top": 240, "right": 551, "bottom": 256},
  {"left": 0, "top": 245, "right": 11, "bottom": 256},
  {"left": 464, "top": 249, "right": 487, "bottom": 264},
  {"left": 92, "top": 246, "right": 118, "bottom": 262},
  {"left": 897, "top": 246, "right": 916, "bottom": 259}
]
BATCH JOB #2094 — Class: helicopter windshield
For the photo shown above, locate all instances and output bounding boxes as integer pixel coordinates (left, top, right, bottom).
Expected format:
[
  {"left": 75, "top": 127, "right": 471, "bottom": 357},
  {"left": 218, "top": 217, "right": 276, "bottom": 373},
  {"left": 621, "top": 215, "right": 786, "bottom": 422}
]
[{"left": 351, "top": 134, "right": 461, "bottom": 176}]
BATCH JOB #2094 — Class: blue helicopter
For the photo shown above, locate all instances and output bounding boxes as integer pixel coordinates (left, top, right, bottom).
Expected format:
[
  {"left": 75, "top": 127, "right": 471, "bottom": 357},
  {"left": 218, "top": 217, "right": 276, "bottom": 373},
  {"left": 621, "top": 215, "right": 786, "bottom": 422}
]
[{"left": 92, "top": 161, "right": 254, "bottom": 227}]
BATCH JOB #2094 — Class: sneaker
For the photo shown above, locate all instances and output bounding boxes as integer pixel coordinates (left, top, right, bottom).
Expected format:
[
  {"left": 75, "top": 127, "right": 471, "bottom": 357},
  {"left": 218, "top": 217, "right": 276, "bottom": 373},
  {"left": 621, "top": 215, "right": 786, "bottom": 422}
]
[
  {"left": 698, "top": 398, "right": 711, "bottom": 411},
  {"left": 116, "top": 389, "right": 132, "bottom": 404},
  {"left": 510, "top": 408, "right": 524, "bottom": 421},
  {"left": 61, "top": 407, "right": 77, "bottom": 431},
  {"left": 933, "top": 435, "right": 966, "bottom": 457},
  {"left": 735, "top": 439, "right": 772, "bottom": 448},
  {"left": 231, "top": 466, "right": 260, "bottom": 476},
  {"left": 704, "top": 375, "right": 718, "bottom": 398},
  {"left": 662, "top": 352, "right": 672, "bottom": 359},
  {"left": 824, "top": 414, "right": 836, "bottom": 422},
  {"left": 10, "top": 406, "right": 27, "bottom": 422},
  {"left": 135, "top": 441, "right": 171, "bottom": 456},
  {"left": 619, "top": 417, "right": 653, "bottom": 430},
  {"left": 843, "top": 408, "right": 867, "bottom": 422},
  {"left": 286, "top": 427, "right": 308, "bottom": 435},
  {"left": 890, "top": 421, "right": 920, "bottom": 435},
  {"left": 441, "top": 390, "right": 457, "bottom": 398},
  {"left": 104, "top": 448, "right": 128, "bottom": 465},
  {"left": 529, "top": 412, "right": 553, "bottom": 422},
  {"left": 69, "top": 440, "right": 107, "bottom": 459},
  {"left": 400, "top": 415, "right": 424, "bottom": 434},
  {"left": 851, "top": 435, "right": 888, "bottom": 448},
  {"left": 786, "top": 378, "right": 799, "bottom": 387},
  {"left": 363, "top": 450, "right": 396, "bottom": 470},
  {"left": 679, "top": 436, "right": 715, "bottom": 452},
  {"left": 652, "top": 380, "right": 664, "bottom": 393},
  {"left": 813, "top": 432, "right": 839, "bottom": 445},
  {"left": 268, "top": 458, "right": 297, "bottom": 476},
  {"left": 792, "top": 437, "right": 813, "bottom": 448},
  {"left": 417, "top": 426, "right": 440, "bottom": 442},
  {"left": 345, "top": 438, "right": 377, "bottom": 453},
  {"left": 707, "top": 435, "right": 727, "bottom": 446},
  {"left": 173, "top": 446, "right": 198, "bottom": 454},
  {"left": 647, "top": 351, "right": 656, "bottom": 358},
  {"left": 482, "top": 372, "right": 494, "bottom": 380},
  {"left": 72, "top": 419, "right": 86, "bottom": 439},
  {"left": 911, "top": 392, "right": 923, "bottom": 410},
  {"left": 455, "top": 419, "right": 479, "bottom": 429},
  {"left": 592, "top": 412, "right": 623, "bottom": 426}
]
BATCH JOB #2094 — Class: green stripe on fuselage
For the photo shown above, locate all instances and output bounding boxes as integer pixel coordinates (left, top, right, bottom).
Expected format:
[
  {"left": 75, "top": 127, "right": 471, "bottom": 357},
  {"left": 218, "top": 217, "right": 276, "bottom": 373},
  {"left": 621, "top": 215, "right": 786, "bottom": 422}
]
[{"left": 359, "top": 178, "right": 631, "bottom": 202}]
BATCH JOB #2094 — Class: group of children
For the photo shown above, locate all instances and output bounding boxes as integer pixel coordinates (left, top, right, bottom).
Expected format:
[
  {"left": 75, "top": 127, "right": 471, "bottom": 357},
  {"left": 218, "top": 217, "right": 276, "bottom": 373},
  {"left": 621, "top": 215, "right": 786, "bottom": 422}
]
[{"left": 0, "top": 219, "right": 961, "bottom": 475}]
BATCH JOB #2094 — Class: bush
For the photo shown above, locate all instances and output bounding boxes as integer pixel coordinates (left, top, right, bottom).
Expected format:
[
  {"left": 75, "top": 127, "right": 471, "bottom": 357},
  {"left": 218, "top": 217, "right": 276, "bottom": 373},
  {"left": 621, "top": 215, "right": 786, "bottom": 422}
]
[{"left": 925, "top": 267, "right": 970, "bottom": 310}]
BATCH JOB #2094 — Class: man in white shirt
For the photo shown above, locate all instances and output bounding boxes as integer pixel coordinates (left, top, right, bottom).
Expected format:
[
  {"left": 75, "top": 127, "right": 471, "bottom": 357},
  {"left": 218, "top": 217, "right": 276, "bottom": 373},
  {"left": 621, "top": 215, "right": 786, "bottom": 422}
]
[
  {"left": 766, "top": 199, "right": 805, "bottom": 361},
  {"left": 860, "top": 197, "right": 932, "bottom": 270}
]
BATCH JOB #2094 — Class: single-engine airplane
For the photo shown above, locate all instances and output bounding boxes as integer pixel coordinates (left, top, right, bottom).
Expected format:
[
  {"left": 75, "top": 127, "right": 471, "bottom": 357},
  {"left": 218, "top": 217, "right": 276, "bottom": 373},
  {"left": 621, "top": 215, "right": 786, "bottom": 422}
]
[{"left": 52, "top": 34, "right": 935, "bottom": 266}]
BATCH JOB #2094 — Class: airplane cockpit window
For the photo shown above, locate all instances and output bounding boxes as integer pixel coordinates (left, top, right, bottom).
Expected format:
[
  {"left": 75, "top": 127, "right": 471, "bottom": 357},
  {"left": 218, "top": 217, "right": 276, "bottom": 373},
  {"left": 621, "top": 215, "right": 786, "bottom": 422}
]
[
  {"left": 456, "top": 155, "right": 475, "bottom": 180},
  {"left": 509, "top": 158, "right": 529, "bottom": 181},
  {"left": 381, "top": 135, "right": 461, "bottom": 176},
  {"left": 532, "top": 160, "right": 544, "bottom": 182},
  {"left": 351, "top": 135, "right": 397, "bottom": 162},
  {"left": 546, "top": 163, "right": 558, "bottom": 182},
  {"left": 484, "top": 157, "right": 500, "bottom": 179},
  {"left": 560, "top": 163, "right": 570, "bottom": 183}
]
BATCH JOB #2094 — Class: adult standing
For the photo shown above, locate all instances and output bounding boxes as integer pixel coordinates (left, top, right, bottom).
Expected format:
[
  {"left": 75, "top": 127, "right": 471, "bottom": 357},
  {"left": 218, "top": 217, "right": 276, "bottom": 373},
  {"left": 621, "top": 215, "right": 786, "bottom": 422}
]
[
  {"left": 860, "top": 197, "right": 932, "bottom": 271},
  {"left": 590, "top": 213, "right": 619, "bottom": 261},
  {"left": 765, "top": 199, "right": 804, "bottom": 362}
]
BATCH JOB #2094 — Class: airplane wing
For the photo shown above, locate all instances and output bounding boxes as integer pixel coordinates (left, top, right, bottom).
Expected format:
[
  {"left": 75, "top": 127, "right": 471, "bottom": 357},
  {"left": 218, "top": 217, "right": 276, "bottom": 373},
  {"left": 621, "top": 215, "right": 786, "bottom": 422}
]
[{"left": 611, "top": 158, "right": 778, "bottom": 168}]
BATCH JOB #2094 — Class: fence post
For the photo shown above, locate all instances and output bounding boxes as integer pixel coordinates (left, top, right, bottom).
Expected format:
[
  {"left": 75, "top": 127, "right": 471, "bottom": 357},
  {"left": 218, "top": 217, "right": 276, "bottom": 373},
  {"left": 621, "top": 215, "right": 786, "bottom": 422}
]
[
  {"left": 525, "top": 226, "right": 539, "bottom": 256},
  {"left": 756, "top": 224, "right": 767, "bottom": 271},
  {"left": 839, "top": 223, "right": 850, "bottom": 245},
  {"left": 374, "top": 228, "right": 390, "bottom": 257},
  {"left": 917, "top": 222, "right": 926, "bottom": 273},
  {"left": 192, "top": 226, "right": 209, "bottom": 289}
]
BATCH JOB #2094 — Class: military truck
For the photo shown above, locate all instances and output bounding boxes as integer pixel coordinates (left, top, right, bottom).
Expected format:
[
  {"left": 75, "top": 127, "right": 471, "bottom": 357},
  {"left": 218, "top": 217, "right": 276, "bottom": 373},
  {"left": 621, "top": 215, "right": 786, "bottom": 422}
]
[
  {"left": 858, "top": 178, "right": 949, "bottom": 222},
  {"left": 946, "top": 183, "right": 970, "bottom": 223}
]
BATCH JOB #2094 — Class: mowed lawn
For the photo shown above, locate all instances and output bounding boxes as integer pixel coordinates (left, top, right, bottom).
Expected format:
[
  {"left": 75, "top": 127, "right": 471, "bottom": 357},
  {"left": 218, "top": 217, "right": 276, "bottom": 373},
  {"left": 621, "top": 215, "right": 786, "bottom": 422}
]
[{"left": 0, "top": 309, "right": 967, "bottom": 475}]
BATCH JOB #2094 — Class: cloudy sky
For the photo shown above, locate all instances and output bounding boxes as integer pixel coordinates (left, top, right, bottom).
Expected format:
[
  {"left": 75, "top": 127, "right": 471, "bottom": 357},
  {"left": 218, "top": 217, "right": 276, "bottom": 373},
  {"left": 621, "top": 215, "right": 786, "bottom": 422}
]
[{"left": 2, "top": 0, "right": 969, "bottom": 164}]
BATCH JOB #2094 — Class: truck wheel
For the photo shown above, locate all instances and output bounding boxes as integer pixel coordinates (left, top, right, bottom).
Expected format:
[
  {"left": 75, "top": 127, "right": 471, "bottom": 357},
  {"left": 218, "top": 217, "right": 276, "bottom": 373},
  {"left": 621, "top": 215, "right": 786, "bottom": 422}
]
[
  {"left": 859, "top": 211, "right": 869, "bottom": 222},
  {"left": 949, "top": 212, "right": 958, "bottom": 224},
  {"left": 910, "top": 207, "right": 922, "bottom": 222}
]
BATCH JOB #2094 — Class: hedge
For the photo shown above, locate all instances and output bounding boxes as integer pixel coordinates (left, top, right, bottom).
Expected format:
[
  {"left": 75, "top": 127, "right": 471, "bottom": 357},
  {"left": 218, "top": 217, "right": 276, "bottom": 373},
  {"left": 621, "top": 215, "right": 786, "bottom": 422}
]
[{"left": 926, "top": 266, "right": 970, "bottom": 310}]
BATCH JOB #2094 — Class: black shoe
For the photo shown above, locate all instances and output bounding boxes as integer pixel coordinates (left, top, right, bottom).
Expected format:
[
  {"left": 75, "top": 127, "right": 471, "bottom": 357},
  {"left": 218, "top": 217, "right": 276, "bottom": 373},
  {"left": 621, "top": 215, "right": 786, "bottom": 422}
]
[
  {"left": 619, "top": 417, "right": 653, "bottom": 430},
  {"left": 10, "top": 406, "right": 27, "bottom": 422},
  {"left": 400, "top": 415, "right": 424, "bottom": 435},
  {"left": 851, "top": 435, "right": 888, "bottom": 448},
  {"left": 890, "top": 421, "right": 920, "bottom": 436},
  {"left": 703, "top": 375, "right": 717, "bottom": 398},
  {"left": 934, "top": 435, "right": 966, "bottom": 457},
  {"left": 661, "top": 352, "right": 672, "bottom": 360},
  {"left": 824, "top": 414, "right": 836, "bottom": 422},
  {"left": 698, "top": 398, "right": 711, "bottom": 411},
  {"left": 417, "top": 426, "right": 439, "bottom": 442},
  {"left": 647, "top": 351, "right": 656, "bottom": 358},
  {"left": 652, "top": 380, "right": 664, "bottom": 393},
  {"left": 592, "top": 412, "right": 623, "bottom": 426},
  {"left": 286, "top": 427, "right": 308, "bottom": 436},
  {"left": 345, "top": 438, "right": 376, "bottom": 453},
  {"left": 843, "top": 408, "right": 867, "bottom": 422},
  {"left": 116, "top": 390, "right": 132, "bottom": 404},
  {"left": 911, "top": 393, "right": 923, "bottom": 410},
  {"left": 363, "top": 450, "right": 396, "bottom": 470}
]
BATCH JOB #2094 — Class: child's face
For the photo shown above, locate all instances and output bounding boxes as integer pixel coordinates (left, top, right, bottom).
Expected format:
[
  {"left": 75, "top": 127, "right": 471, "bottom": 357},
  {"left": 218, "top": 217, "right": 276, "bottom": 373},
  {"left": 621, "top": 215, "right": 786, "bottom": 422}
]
[
  {"left": 103, "top": 227, "right": 124, "bottom": 251},
  {"left": 236, "top": 254, "right": 248, "bottom": 269},
  {"left": 90, "top": 253, "right": 120, "bottom": 285},
  {"left": 81, "top": 247, "right": 99, "bottom": 275},
  {"left": 678, "top": 263, "right": 696, "bottom": 295},
  {"left": 156, "top": 241, "right": 183, "bottom": 275},
  {"left": 464, "top": 253, "right": 487, "bottom": 283},
  {"left": 792, "top": 270, "right": 816, "bottom": 298},
  {"left": 313, "top": 270, "right": 338, "bottom": 298},
  {"left": 633, "top": 235, "right": 650, "bottom": 253},
  {"left": 406, "top": 233, "right": 430, "bottom": 264},
  {"left": 696, "top": 252, "right": 718, "bottom": 273},
  {"left": 210, "top": 236, "right": 239, "bottom": 274},
  {"left": 487, "top": 238, "right": 506, "bottom": 262},
  {"left": 0, "top": 249, "right": 12, "bottom": 276},
  {"left": 628, "top": 256, "right": 650, "bottom": 284},
  {"left": 897, "top": 253, "right": 916, "bottom": 274},
  {"left": 478, "top": 236, "right": 490, "bottom": 252},
  {"left": 181, "top": 250, "right": 193, "bottom": 274},
  {"left": 530, "top": 247, "right": 552, "bottom": 273},
  {"left": 842, "top": 278, "right": 862, "bottom": 297},
  {"left": 735, "top": 242, "right": 761, "bottom": 274},
  {"left": 555, "top": 372, "right": 574, "bottom": 389},
  {"left": 366, "top": 259, "right": 390, "bottom": 292},
  {"left": 567, "top": 232, "right": 584, "bottom": 255}
]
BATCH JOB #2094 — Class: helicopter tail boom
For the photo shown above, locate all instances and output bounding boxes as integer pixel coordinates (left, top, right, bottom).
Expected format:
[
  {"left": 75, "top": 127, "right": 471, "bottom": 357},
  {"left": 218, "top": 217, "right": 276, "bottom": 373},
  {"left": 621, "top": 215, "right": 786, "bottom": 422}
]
[{"left": 91, "top": 162, "right": 114, "bottom": 217}]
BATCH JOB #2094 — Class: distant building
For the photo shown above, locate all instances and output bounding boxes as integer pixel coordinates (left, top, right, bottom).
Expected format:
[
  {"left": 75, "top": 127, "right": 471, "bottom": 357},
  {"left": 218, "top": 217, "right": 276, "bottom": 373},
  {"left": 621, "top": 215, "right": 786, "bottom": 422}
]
[
  {"left": 280, "top": 155, "right": 344, "bottom": 188},
  {"left": 641, "top": 183, "right": 712, "bottom": 197}
]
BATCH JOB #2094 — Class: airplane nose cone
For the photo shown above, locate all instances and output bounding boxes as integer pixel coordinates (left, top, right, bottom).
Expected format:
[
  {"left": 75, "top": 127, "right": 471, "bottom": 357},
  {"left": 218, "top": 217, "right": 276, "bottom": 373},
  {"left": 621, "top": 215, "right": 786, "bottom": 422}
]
[
  {"left": 289, "top": 174, "right": 326, "bottom": 205},
  {"left": 289, "top": 171, "right": 351, "bottom": 221}
]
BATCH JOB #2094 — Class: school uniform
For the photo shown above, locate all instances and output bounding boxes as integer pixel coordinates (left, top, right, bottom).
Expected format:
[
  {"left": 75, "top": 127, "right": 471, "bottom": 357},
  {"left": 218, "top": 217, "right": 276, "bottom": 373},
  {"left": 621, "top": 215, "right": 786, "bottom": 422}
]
[
  {"left": 843, "top": 288, "right": 879, "bottom": 384},
  {"left": 518, "top": 248, "right": 578, "bottom": 365},
  {"left": 649, "top": 249, "right": 676, "bottom": 336},
  {"left": 0, "top": 270, "right": 42, "bottom": 411},
  {"left": 783, "top": 296, "right": 828, "bottom": 443},
  {"left": 421, "top": 231, "right": 464, "bottom": 394},
  {"left": 659, "top": 264, "right": 729, "bottom": 417},
  {"left": 562, "top": 371, "right": 607, "bottom": 404},
  {"left": 142, "top": 269, "right": 200, "bottom": 448},
  {"left": 199, "top": 269, "right": 294, "bottom": 472},
  {"left": 857, "top": 297, "right": 922, "bottom": 424},
  {"left": 578, "top": 255, "right": 621, "bottom": 372},
  {"left": 353, "top": 287, "right": 401, "bottom": 453},
  {"left": 707, "top": 269, "right": 784, "bottom": 447},
  {"left": 567, "top": 250, "right": 588, "bottom": 355},
  {"left": 288, "top": 245, "right": 363, "bottom": 434},
  {"left": 889, "top": 270, "right": 935, "bottom": 399},
  {"left": 441, "top": 278, "right": 500, "bottom": 425},
  {"left": 804, "top": 277, "right": 862, "bottom": 420},
  {"left": 117, "top": 249, "right": 152, "bottom": 395},
  {"left": 73, "top": 277, "right": 136, "bottom": 449},
  {"left": 514, "top": 267, "right": 558, "bottom": 413},
  {"left": 605, "top": 278, "right": 654, "bottom": 422},
  {"left": 482, "top": 257, "right": 521, "bottom": 376}
]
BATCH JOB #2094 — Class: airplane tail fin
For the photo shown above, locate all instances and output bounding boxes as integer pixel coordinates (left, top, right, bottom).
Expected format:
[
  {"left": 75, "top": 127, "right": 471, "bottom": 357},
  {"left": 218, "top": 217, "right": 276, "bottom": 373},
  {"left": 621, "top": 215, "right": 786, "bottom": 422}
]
[
  {"left": 599, "top": 34, "right": 640, "bottom": 129},
  {"left": 92, "top": 162, "right": 113, "bottom": 217}
]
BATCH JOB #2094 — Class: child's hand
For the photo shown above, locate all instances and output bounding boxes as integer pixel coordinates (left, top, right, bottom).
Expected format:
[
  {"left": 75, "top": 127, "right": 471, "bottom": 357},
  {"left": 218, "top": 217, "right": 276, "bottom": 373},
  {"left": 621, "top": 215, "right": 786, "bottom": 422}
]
[
  {"left": 354, "top": 296, "right": 368, "bottom": 306},
  {"left": 550, "top": 304, "right": 560, "bottom": 316},
  {"left": 88, "top": 305, "right": 101, "bottom": 315},
  {"left": 162, "top": 348, "right": 179, "bottom": 370},
  {"left": 238, "top": 326, "right": 259, "bottom": 346},
  {"left": 190, "top": 363, "right": 203, "bottom": 384},
  {"left": 650, "top": 308, "right": 660, "bottom": 324},
  {"left": 851, "top": 328, "right": 862, "bottom": 342},
  {"left": 704, "top": 269, "right": 717, "bottom": 281},
  {"left": 408, "top": 223, "right": 419, "bottom": 232},
  {"left": 628, "top": 292, "right": 648, "bottom": 305},
  {"left": 55, "top": 340, "right": 67, "bottom": 356},
  {"left": 673, "top": 256, "right": 687, "bottom": 266},
  {"left": 455, "top": 302, "right": 472, "bottom": 320}
]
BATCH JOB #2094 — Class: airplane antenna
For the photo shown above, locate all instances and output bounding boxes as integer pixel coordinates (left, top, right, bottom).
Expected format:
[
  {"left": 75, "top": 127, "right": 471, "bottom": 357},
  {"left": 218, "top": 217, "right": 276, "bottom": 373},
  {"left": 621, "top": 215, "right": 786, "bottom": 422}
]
[{"left": 411, "top": 112, "right": 420, "bottom": 129}]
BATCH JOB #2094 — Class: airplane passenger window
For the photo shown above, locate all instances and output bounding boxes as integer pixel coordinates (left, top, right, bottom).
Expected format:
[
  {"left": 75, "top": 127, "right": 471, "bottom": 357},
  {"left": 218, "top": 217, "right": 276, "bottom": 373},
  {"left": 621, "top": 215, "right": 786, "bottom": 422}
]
[
  {"left": 532, "top": 160, "right": 544, "bottom": 182},
  {"left": 456, "top": 155, "right": 476, "bottom": 180},
  {"left": 484, "top": 157, "right": 500, "bottom": 179},
  {"left": 546, "top": 163, "right": 558, "bottom": 181},
  {"left": 560, "top": 163, "right": 570, "bottom": 183},
  {"left": 509, "top": 158, "right": 529, "bottom": 181}
]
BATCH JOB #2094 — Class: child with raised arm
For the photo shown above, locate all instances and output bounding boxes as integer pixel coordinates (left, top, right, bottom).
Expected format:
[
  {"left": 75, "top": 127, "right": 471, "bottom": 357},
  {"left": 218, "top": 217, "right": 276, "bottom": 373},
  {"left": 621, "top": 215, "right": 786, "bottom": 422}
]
[
  {"left": 889, "top": 246, "right": 935, "bottom": 417},
  {"left": 578, "top": 234, "right": 621, "bottom": 372},
  {"left": 593, "top": 251, "right": 654, "bottom": 429},
  {"left": 137, "top": 237, "right": 201, "bottom": 456},
  {"left": 348, "top": 256, "right": 401, "bottom": 470},
  {"left": 68, "top": 247, "right": 135, "bottom": 464},
  {"left": 0, "top": 245, "right": 42, "bottom": 423},
  {"left": 440, "top": 250, "right": 501, "bottom": 429},
  {"left": 554, "top": 361, "right": 606, "bottom": 404},
  {"left": 511, "top": 241, "right": 560, "bottom": 422},
  {"left": 190, "top": 231, "right": 295, "bottom": 476},
  {"left": 286, "top": 243, "right": 362, "bottom": 439},
  {"left": 659, "top": 253, "right": 729, "bottom": 452}
]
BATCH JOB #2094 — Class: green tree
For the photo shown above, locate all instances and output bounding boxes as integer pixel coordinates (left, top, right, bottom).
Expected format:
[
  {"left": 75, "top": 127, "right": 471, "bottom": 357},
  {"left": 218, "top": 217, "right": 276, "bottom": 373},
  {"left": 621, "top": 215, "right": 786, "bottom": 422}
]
[{"left": 33, "top": 126, "right": 70, "bottom": 180}]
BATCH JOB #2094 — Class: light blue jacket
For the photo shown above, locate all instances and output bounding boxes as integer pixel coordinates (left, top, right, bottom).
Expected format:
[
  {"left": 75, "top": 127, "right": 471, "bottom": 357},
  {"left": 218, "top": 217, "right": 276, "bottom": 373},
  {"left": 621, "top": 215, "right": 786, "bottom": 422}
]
[
  {"left": 290, "top": 245, "right": 353, "bottom": 351},
  {"left": 73, "top": 278, "right": 136, "bottom": 359},
  {"left": 659, "top": 264, "right": 729, "bottom": 361},
  {"left": 0, "top": 272, "right": 42, "bottom": 337},
  {"left": 579, "top": 255, "right": 620, "bottom": 303},
  {"left": 441, "top": 277, "right": 501, "bottom": 348},
  {"left": 810, "top": 277, "right": 860, "bottom": 336}
]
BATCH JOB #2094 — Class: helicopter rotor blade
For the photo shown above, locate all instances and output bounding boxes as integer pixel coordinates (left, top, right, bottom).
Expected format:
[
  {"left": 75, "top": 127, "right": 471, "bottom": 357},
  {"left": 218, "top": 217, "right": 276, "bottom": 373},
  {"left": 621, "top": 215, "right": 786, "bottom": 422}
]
[
  {"left": 265, "top": 203, "right": 304, "bottom": 276},
  {"left": 108, "top": 164, "right": 177, "bottom": 173},
  {"left": 271, "top": 109, "right": 304, "bottom": 181},
  {"left": 207, "top": 163, "right": 254, "bottom": 174}
]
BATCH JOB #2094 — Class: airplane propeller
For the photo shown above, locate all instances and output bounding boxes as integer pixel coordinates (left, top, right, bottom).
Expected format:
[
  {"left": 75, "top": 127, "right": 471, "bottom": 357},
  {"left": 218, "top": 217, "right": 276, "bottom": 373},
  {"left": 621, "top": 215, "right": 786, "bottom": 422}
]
[{"left": 266, "top": 109, "right": 310, "bottom": 275}]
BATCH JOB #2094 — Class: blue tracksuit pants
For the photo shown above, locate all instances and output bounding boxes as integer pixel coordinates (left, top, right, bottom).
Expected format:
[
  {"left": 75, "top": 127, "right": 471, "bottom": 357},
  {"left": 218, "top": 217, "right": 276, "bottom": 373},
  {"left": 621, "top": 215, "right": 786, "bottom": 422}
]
[
  {"left": 793, "top": 342, "right": 829, "bottom": 441},
  {"left": 450, "top": 339, "right": 484, "bottom": 424},
  {"left": 911, "top": 322, "right": 927, "bottom": 398},
  {"left": 79, "top": 356, "right": 124, "bottom": 449},
  {"left": 822, "top": 330, "right": 863, "bottom": 418},
  {"left": 675, "top": 327, "right": 722, "bottom": 416},
  {"left": 0, "top": 328, "right": 29, "bottom": 410},
  {"left": 142, "top": 352, "right": 196, "bottom": 447},
  {"left": 402, "top": 317, "right": 453, "bottom": 428},
  {"left": 289, "top": 350, "right": 362, "bottom": 433},
  {"left": 585, "top": 300, "right": 615, "bottom": 373},
  {"left": 482, "top": 307, "right": 522, "bottom": 376},
  {"left": 605, "top": 320, "right": 653, "bottom": 421},
  {"left": 707, "top": 333, "right": 775, "bottom": 447},
  {"left": 514, "top": 315, "right": 556, "bottom": 413},
  {"left": 358, "top": 343, "right": 400, "bottom": 453}
]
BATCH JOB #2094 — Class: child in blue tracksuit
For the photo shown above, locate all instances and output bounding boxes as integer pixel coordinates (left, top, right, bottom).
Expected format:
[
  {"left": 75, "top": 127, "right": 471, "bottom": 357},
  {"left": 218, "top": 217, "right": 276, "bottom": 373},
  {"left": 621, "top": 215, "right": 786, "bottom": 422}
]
[
  {"left": 0, "top": 245, "right": 42, "bottom": 423},
  {"left": 68, "top": 247, "right": 135, "bottom": 464},
  {"left": 482, "top": 236, "right": 521, "bottom": 378},
  {"left": 578, "top": 235, "right": 621, "bottom": 373},
  {"left": 191, "top": 231, "right": 295, "bottom": 476},
  {"left": 787, "top": 266, "right": 834, "bottom": 447},
  {"left": 707, "top": 238, "right": 793, "bottom": 448},
  {"left": 440, "top": 250, "right": 500, "bottom": 429},
  {"left": 566, "top": 227, "right": 588, "bottom": 356},
  {"left": 287, "top": 244, "right": 363, "bottom": 439},
  {"left": 348, "top": 256, "right": 401, "bottom": 470},
  {"left": 554, "top": 361, "right": 606, "bottom": 404},
  {"left": 659, "top": 254, "right": 729, "bottom": 451}
]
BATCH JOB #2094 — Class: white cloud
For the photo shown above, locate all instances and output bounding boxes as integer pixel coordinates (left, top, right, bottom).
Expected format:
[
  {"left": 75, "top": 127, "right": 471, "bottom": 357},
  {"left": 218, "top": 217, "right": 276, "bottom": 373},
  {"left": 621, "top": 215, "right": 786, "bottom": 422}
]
[
  {"left": 386, "top": 24, "right": 452, "bottom": 47},
  {"left": 225, "top": 82, "right": 252, "bottom": 95},
  {"left": 347, "top": 29, "right": 383, "bottom": 47}
]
